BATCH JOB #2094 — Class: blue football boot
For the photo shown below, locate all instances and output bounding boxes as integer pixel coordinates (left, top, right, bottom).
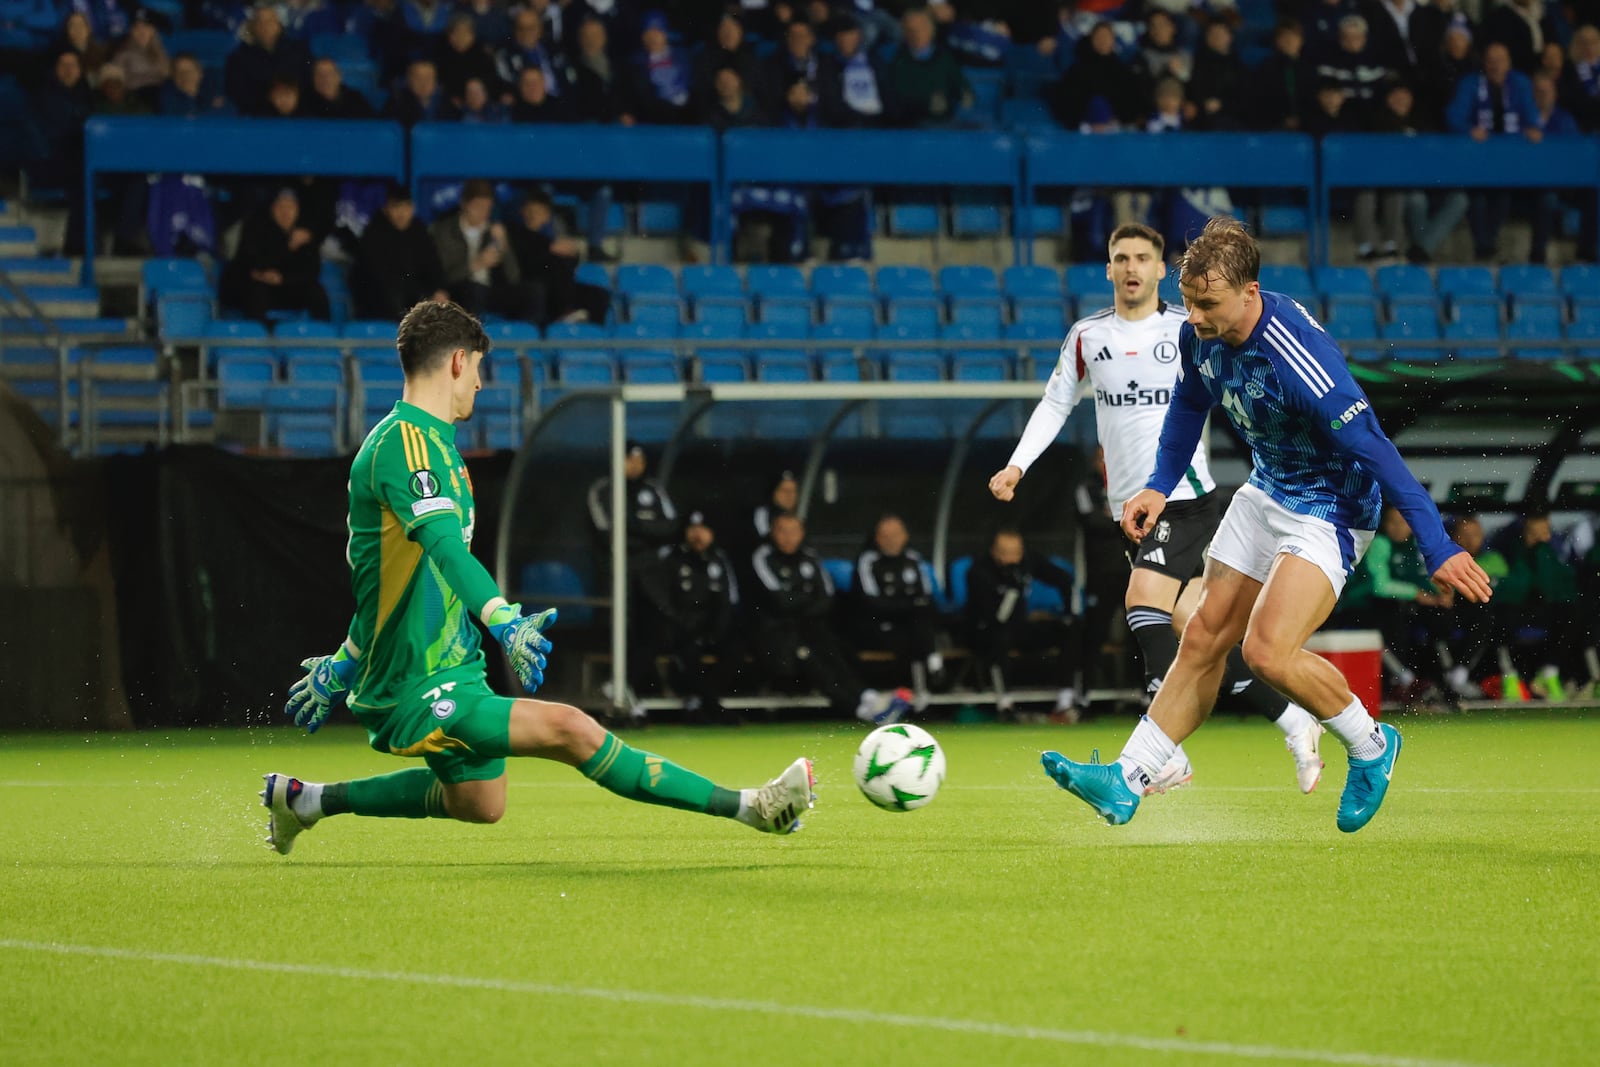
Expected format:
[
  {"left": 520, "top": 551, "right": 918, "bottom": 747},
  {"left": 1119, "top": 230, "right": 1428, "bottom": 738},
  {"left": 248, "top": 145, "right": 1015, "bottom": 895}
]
[
  {"left": 1336, "top": 722, "right": 1403, "bottom": 833},
  {"left": 1040, "top": 749, "right": 1142, "bottom": 825}
]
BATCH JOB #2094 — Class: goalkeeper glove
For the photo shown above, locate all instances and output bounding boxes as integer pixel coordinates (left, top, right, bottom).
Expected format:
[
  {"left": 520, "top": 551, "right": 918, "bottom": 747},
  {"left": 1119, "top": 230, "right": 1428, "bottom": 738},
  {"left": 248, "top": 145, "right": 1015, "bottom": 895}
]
[
  {"left": 486, "top": 603, "right": 557, "bottom": 692},
  {"left": 285, "top": 645, "right": 359, "bottom": 734}
]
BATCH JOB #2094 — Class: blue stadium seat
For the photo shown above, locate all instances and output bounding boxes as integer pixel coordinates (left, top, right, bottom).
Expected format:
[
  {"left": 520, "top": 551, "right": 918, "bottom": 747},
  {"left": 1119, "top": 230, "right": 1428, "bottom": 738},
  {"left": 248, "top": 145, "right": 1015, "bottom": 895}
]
[
  {"left": 683, "top": 320, "right": 742, "bottom": 342},
  {"left": 623, "top": 357, "right": 680, "bottom": 383},
  {"left": 744, "top": 320, "right": 810, "bottom": 342},
  {"left": 558, "top": 353, "right": 616, "bottom": 385},
  {"left": 999, "top": 96, "right": 1055, "bottom": 133},
  {"left": 1451, "top": 303, "right": 1502, "bottom": 335},
  {"left": 698, "top": 354, "right": 749, "bottom": 382},
  {"left": 1565, "top": 318, "right": 1600, "bottom": 358},
  {"left": 1004, "top": 321, "right": 1061, "bottom": 374},
  {"left": 141, "top": 257, "right": 210, "bottom": 303},
  {"left": 1507, "top": 316, "right": 1563, "bottom": 359},
  {"left": 1002, "top": 265, "right": 1061, "bottom": 301},
  {"left": 812, "top": 265, "right": 873, "bottom": 299},
  {"left": 888, "top": 198, "right": 942, "bottom": 237},
  {"left": 1259, "top": 264, "right": 1315, "bottom": 302},
  {"left": 1375, "top": 264, "right": 1435, "bottom": 300},
  {"left": 943, "top": 324, "right": 1009, "bottom": 380},
  {"left": 754, "top": 352, "right": 813, "bottom": 382},
  {"left": 1313, "top": 266, "right": 1375, "bottom": 300},
  {"left": 1380, "top": 319, "right": 1442, "bottom": 361},
  {"left": 883, "top": 352, "right": 945, "bottom": 381},
  {"left": 1442, "top": 319, "right": 1500, "bottom": 359},
  {"left": 1387, "top": 298, "right": 1442, "bottom": 333},
  {"left": 947, "top": 299, "right": 1004, "bottom": 331},
  {"left": 681, "top": 265, "right": 743, "bottom": 313},
  {"left": 636, "top": 200, "right": 684, "bottom": 236},
  {"left": 275, "top": 320, "right": 338, "bottom": 340},
  {"left": 157, "top": 294, "right": 212, "bottom": 339},
  {"left": 939, "top": 265, "right": 1000, "bottom": 298},
  {"left": 758, "top": 296, "right": 814, "bottom": 328},
  {"left": 1011, "top": 300, "right": 1066, "bottom": 331},
  {"left": 1325, "top": 297, "right": 1380, "bottom": 341},
  {"left": 1023, "top": 202, "right": 1066, "bottom": 235},
  {"left": 746, "top": 265, "right": 808, "bottom": 300},
  {"left": 217, "top": 351, "right": 279, "bottom": 407},
  {"left": 1063, "top": 263, "right": 1108, "bottom": 301},
  {"left": 820, "top": 298, "right": 877, "bottom": 330},
  {"left": 875, "top": 266, "right": 936, "bottom": 299},
  {"left": 1436, "top": 266, "right": 1498, "bottom": 308},
  {"left": 520, "top": 561, "right": 595, "bottom": 626},
  {"left": 1499, "top": 264, "right": 1558, "bottom": 301},
  {"left": 341, "top": 320, "right": 395, "bottom": 341},
  {"left": 615, "top": 264, "right": 677, "bottom": 297},
  {"left": 817, "top": 321, "right": 874, "bottom": 380},
  {"left": 355, "top": 353, "right": 404, "bottom": 384},
  {"left": 692, "top": 299, "right": 747, "bottom": 328},
  {"left": 286, "top": 354, "right": 344, "bottom": 384},
  {"left": 1027, "top": 557, "right": 1075, "bottom": 615},
  {"left": 950, "top": 194, "right": 1003, "bottom": 237},
  {"left": 625, "top": 294, "right": 684, "bottom": 327},
  {"left": 611, "top": 321, "right": 678, "bottom": 368},
  {"left": 1559, "top": 263, "right": 1600, "bottom": 302},
  {"left": 1509, "top": 303, "right": 1563, "bottom": 333},
  {"left": 885, "top": 299, "right": 941, "bottom": 330},
  {"left": 575, "top": 262, "right": 612, "bottom": 291}
]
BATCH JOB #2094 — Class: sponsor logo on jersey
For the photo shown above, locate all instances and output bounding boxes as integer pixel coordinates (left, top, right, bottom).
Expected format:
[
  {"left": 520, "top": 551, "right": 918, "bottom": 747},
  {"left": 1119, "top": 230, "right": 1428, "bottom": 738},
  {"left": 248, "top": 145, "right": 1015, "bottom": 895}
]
[
  {"left": 1094, "top": 381, "right": 1173, "bottom": 407},
  {"left": 1153, "top": 340, "right": 1178, "bottom": 364},
  {"left": 1245, "top": 380, "right": 1265, "bottom": 399},
  {"left": 1329, "top": 399, "right": 1369, "bottom": 429},
  {"left": 431, "top": 698, "right": 456, "bottom": 720},
  {"left": 409, "top": 469, "right": 440, "bottom": 498},
  {"left": 412, "top": 496, "right": 456, "bottom": 518}
]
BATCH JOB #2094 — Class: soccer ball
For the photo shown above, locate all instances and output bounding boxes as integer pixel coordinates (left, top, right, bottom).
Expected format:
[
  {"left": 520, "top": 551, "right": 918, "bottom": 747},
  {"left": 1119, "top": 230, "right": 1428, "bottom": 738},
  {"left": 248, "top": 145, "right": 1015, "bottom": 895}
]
[{"left": 853, "top": 723, "right": 946, "bottom": 812}]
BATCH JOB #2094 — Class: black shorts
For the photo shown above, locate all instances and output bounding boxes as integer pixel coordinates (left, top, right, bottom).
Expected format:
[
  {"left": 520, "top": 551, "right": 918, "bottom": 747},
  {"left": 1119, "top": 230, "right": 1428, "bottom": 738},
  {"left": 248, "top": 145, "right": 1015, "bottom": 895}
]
[{"left": 1124, "top": 493, "right": 1220, "bottom": 582}]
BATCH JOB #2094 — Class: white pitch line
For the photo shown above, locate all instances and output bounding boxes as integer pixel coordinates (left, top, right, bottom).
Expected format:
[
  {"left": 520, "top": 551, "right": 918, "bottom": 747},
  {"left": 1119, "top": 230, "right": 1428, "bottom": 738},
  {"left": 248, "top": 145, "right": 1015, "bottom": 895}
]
[{"left": 0, "top": 939, "right": 1494, "bottom": 1067}]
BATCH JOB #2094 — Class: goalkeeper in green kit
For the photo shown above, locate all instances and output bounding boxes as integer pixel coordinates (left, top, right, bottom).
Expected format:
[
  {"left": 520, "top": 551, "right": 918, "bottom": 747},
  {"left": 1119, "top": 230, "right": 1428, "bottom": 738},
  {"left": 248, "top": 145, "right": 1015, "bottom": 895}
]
[{"left": 262, "top": 300, "right": 814, "bottom": 853}]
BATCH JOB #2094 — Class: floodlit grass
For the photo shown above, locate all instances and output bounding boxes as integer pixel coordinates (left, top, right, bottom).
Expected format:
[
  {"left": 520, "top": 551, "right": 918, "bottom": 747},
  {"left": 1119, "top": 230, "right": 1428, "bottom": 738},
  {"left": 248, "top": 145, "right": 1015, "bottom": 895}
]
[{"left": 2, "top": 711, "right": 1597, "bottom": 1066}]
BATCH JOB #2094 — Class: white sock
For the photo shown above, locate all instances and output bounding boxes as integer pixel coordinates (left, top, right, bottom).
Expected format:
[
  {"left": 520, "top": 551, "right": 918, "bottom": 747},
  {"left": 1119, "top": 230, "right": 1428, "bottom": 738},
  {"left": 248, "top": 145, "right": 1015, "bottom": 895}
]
[
  {"left": 290, "top": 780, "right": 324, "bottom": 820},
  {"left": 1118, "top": 715, "right": 1177, "bottom": 792},
  {"left": 734, "top": 789, "right": 757, "bottom": 825},
  {"left": 1170, "top": 742, "right": 1189, "bottom": 768},
  {"left": 928, "top": 651, "right": 944, "bottom": 674},
  {"left": 1272, "top": 702, "right": 1320, "bottom": 737},
  {"left": 1324, "top": 698, "right": 1387, "bottom": 761}
]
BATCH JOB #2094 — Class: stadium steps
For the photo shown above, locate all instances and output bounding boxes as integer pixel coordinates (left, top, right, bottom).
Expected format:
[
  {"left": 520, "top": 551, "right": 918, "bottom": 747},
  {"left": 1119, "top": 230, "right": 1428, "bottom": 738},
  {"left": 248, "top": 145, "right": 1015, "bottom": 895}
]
[
  {"left": 0, "top": 225, "right": 39, "bottom": 257},
  {"left": 2, "top": 285, "right": 103, "bottom": 318},
  {"left": 0, "top": 256, "right": 76, "bottom": 286}
]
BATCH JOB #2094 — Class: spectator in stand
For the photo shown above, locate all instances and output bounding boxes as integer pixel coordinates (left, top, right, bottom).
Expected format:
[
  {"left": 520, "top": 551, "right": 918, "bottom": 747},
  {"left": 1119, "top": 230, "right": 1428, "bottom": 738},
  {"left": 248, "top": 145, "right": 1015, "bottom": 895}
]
[
  {"left": 352, "top": 183, "right": 449, "bottom": 320},
  {"left": 264, "top": 72, "right": 302, "bottom": 117},
  {"left": 767, "top": 16, "right": 823, "bottom": 110},
  {"left": 638, "top": 512, "right": 745, "bottom": 722},
  {"left": 966, "top": 527, "right": 1078, "bottom": 722},
  {"left": 1480, "top": 0, "right": 1558, "bottom": 74},
  {"left": 572, "top": 16, "right": 624, "bottom": 123},
  {"left": 64, "top": 0, "right": 131, "bottom": 44},
  {"left": 1316, "top": 15, "right": 1395, "bottom": 118},
  {"left": 509, "top": 65, "right": 573, "bottom": 121},
  {"left": 703, "top": 64, "right": 766, "bottom": 130},
  {"left": 1186, "top": 19, "right": 1248, "bottom": 129},
  {"left": 1251, "top": 18, "right": 1313, "bottom": 130},
  {"left": 852, "top": 513, "right": 943, "bottom": 710},
  {"left": 385, "top": 58, "right": 454, "bottom": 125},
  {"left": 280, "top": 0, "right": 341, "bottom": 40},
  {"left": 1410, "top": 0, "right": 1466, "bottom": 69},
  {"left": 1536, "top": 40, "right": 1567, "bottom": 87},
  {"left": 1051, "top": 22, "right": 1144, "bottom": 130},
  {"left": 888, "top": 5, "right": 972, "bottom": 127},
  {"left": 1365, "top": 0, "right": 1419, "bottom": 75},
  {"left": 1140, "top": 9, "right": 1193, "bottom": 85},
  {"left": 587, "top": 441, "right": 679, "bottom": 572},
  {"left": 624, "top": 10, "right": 693, "bottom": 125},
  {"left": 401, "top": 0, "right": 452, "bottom": 44},
  {"left": 435, "top": 13, "right": 499, "bottom": 106},
  {"left": 348, "top": 0, "right": 410, "bottom": 82},
  {"left": 753, "top": 471, "right": 800, "bottom": 543},
  {"left": 460, "top": 0, "right": 512, "bottom": 50},
  {"left": 1417, "top": 14, "right": 1477, "bottom": 125},
  {"left": 1304, "top": 0, "right": 1364, "bottom": 63},
  {"left": 1562, "top": 25, "right": 1600, "bottom": 130},
  {"left": 506, "top": 189, "right": 612, "bottom": 325},
  {"left": 750, "top": 511, "right": 891, "bottom": 722},
  {"left": 430, "top": 179, "right": 545, "bottom": 323},
  {"left": 1340, "top": 505, "right": 1452, "bottom": 705},
  {"left": 1365, "top": 78, "right": 1469, "bottom": 263},
  {"left": 159, "top": 52, "right": 230, "bottom": 116},
  {"left": 458, "top": 75, "right": 507, "bottom": 121},
  {"left": 301, "top": 57, "right": 375, "bottom": 118},
  {"left": 1437, "top": 514, "right": 1504, "bottom": 698},
  {"left": 93, "top": 63, "right": 151, "bottom": 115},
  {"left": 109, "top": 9, "right": 169, "bottom": 100},
  {"left": 57, "top": 11, "right": 108, "bottom": 82},
  {"left": 1446, "top": 41, "right": 1541, "bottom": 261},
  {"left": 1529, "top": 71, "right": 1592, "bottom": 263},
  {"left": 28, "top": 50, "right": 93, "bottom": 216},
  {"left": 820, "top": 11, "right": 895, "bottom": 127},
  {"left": 693, "top": 10, "right": 763, "bottom": 112},
  {"left": 224, "top": 4, "right": 311, "bottom": 116},
  {"left": 220, "top": 188, "right": 331, "bottom": 321},
  {"left": 494, "top": 5, "right": 563, "bottom": 103},
  {"left": 1303, "top": 74, "right": 1362, "bottom": 136}
]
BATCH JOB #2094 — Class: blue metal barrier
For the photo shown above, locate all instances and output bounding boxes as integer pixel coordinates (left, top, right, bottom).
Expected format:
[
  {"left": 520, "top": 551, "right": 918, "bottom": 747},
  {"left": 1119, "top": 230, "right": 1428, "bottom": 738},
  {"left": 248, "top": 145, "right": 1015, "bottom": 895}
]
[
  {"left": 410, "top": 122, "right": 722, "bottom": 252},
  {"left": 1319, "top": 134, "right": 1600, "bottom": 267},
  {"left": 721, "top": 129, "right": 1025, "bottom": 262},
  {"left": 83, "top": 117, "right": 407, "bottom": 282},
  {"left": 1025, "top": 132, "right": 1320, "bottom": 263}
]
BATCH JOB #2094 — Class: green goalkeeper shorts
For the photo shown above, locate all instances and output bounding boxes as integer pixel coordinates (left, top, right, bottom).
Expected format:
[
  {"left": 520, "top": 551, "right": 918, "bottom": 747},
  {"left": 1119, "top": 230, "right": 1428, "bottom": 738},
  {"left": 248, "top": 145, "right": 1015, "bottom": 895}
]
[{"left": 355, "top": 665, "right": 514, "bottom": 784}]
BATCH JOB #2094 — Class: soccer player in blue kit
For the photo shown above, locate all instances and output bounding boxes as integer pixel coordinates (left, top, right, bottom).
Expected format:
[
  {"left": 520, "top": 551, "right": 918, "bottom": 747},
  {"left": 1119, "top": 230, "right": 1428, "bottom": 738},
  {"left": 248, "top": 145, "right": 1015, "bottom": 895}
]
[{"left": 1041, "top": 217, "right": 1493, "bottom": 833}]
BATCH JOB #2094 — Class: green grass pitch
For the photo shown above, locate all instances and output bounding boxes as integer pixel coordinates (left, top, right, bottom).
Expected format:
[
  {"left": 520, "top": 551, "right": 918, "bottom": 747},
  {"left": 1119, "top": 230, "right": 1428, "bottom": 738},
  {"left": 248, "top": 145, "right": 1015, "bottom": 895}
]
[{"left": 2, "top": 711, "right": 1597, "bottom": 1067}]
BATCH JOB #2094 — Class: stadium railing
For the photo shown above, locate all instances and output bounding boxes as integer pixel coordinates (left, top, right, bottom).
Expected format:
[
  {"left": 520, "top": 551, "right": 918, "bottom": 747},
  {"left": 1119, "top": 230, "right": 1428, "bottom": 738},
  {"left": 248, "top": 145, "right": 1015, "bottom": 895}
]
[{"left": 81, "top": 117, "right": 408, "bottom": 283}]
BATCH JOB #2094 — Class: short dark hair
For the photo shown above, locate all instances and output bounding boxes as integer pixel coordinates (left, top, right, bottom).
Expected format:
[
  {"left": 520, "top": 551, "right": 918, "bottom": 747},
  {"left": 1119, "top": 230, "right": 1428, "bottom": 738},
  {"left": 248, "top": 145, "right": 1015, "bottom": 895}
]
[
  {"left": 1109, "top": 222, "right": 1164, "bottom": 259},
  {"left": 1177, "top": 215, "right": 1259, "bottom": 291},
  {"left": 460, "top": 179, "right": 495, "bottom": 205},
  {"left": 396, "top": 300, "right": 490, "bottom": 377},
  {"left": 521, "top": 187, "right": 553, "bottom": 211}
]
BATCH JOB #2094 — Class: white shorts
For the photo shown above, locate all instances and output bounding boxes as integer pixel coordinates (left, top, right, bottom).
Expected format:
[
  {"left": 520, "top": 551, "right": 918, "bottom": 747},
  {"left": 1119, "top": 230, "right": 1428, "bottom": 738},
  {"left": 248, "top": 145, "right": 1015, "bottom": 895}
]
[{"left": 1206, "top": 485, "right": 1376, "bottom": 597}]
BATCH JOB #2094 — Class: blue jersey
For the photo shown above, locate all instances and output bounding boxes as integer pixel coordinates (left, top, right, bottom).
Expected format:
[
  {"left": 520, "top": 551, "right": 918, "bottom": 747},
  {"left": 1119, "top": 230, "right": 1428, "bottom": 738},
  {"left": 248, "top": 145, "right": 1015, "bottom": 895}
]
[{"left": 1147, "top": 290, "right": 1457, "bottom": 574}]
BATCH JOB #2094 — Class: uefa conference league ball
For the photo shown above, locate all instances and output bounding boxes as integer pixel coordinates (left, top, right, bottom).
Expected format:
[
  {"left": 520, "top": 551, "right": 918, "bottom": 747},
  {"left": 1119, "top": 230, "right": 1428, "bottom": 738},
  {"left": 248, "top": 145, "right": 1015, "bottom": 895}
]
[{"left": 853, "top": 723, "right": 946, "bottom": 812}]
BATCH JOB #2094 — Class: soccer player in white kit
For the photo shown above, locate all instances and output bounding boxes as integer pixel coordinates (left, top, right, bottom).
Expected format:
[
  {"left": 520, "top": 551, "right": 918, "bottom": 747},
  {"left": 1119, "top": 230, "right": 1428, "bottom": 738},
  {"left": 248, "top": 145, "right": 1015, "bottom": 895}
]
[{"left": 989, "top": 223, "right": 1326, "bottom": 793}]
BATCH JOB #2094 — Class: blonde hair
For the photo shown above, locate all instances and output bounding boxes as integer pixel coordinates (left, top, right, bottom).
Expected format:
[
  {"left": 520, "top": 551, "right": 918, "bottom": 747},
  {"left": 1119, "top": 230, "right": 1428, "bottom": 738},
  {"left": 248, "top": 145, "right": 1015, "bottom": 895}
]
[{"left": 1177, "top": 216, "right": 1260, "bottom": 291}]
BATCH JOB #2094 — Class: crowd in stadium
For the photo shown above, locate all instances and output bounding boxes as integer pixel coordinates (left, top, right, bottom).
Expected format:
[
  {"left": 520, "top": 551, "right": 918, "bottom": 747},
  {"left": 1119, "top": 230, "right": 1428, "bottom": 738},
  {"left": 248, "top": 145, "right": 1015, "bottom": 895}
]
[{"left": 9, "top": 0, "right": 1600, "bottom": 264}]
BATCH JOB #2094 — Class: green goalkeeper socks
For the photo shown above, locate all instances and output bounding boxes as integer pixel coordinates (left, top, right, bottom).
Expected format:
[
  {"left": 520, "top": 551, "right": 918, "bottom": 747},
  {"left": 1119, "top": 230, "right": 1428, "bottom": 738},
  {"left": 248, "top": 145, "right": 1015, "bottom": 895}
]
[
  {"left": 579, "top": 733, "right": 741, "bottom": 818},
  {"left": 323, "top": 769, "right": 449, "bottom": 819}
]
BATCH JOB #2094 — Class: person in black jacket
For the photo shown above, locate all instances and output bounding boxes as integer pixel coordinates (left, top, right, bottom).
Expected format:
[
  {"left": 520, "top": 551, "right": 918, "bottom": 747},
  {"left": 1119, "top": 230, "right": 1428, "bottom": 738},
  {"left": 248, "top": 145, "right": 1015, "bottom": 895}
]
[
  {"left": 302, "top": 57, "right": 377, "bottom": 118},
  {"left": 1050, "top": 22, "right": 1146, "bottom": 129},
  {"left": 220, "top": 188, "right": 331, "bottom": 321},
  {"left": 1250, "top": 18, "right": 1312, "bottom": 130},
  {"left": 570, "top": 15, "right": 623, "bottom": 123},
  {"left": 1186, "top": 19, "right": 1249, "bottom": 130},
  {"left": 352, "top": 184, "right": 449, "bottom": 320},
  {"left": 819, "top": 11, "right": 895, "bottom": 127},
  {"left": 852, "top": 513, "right": 942, "bottom": 706},
  {"left": 224, "top": 5, "right": 311, "bottom": 115},
  {"left": 506, "top": 189, "right": 611, "bottom": 324},
  {"left": 966, "top": 528, "right": 1077, "bottom": 721},
  {"left": 639, "top": 512, "right": 745, "bottom": 721},
  {"left": 751, "top": 511, "right": 890, "bottom": 721},
  {"left": 587, "top": 442, "right": 679, "bottom": 569}
]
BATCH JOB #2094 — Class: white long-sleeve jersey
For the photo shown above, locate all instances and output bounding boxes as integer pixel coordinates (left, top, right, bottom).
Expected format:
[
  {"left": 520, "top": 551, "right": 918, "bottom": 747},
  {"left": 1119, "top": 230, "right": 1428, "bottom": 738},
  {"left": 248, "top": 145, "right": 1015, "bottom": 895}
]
[{"left": 1007, "top": 302, "right": 1214, "bottom": 520}]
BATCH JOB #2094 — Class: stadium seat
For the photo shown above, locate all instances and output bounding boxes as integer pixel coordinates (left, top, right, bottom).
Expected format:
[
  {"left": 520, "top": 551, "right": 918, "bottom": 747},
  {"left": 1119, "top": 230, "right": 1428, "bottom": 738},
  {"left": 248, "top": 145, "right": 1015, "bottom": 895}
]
[
  {"left": 1380, "top": 319, "right": 1442, "bottom": 361},
  {"left": 885, "top": 299, "right": 942, "bottom": 331},
  {"left": 820, "top": 299, "right": 877, "bottom": 331},
  {"left": 286, "top": 354, "right": 344, "bottom": 384},
  {"left": 680, "top": 265, "right": 742, "bottom": 298},
  {"left": 822, "top": 558, "right": 855, "bottom": 593},
  {"left": 520, "top": 561, "right": 595, "bottom": 626},
  {"left": 575, "top": 262, "right": 612, "bottom": 291},
  {"left": 274, "top": 320, "right": 338, "bottom": 341},
  {"left": 939, "top": 265, "right": 1001, "bottom": 299},
  {"left": 682, "top": 319, "right": 741, "bottom": 342},
  {"left": 610, "top": 321, "right": 678, "bottom": 370},
  {"left": 1011, "top": 300, "right": 1066, "bottom": 331},
  {"left": 1063, "top": 264, "right": 1108, "bottom": 301},
  {"left": 947, "top": 299, "right": 1005, "bottom": 332},
  {"left": 1387, "top": 298, "right": 1442, "bottom": 334},
  {"left": 1499, "top": 264, "right": 1558, "bottom": 301},
  {"left": 557, "top": 353, "right": 616, "bottom": 385},
  {"left": 1258, "top": 264, "right": 1316, "bottom": 303},
  {"left": 636, "top": 200, "right": 684, "bottom": 236},
  {"left": 746, "top": 265, "right": 808, "bottom": 300},
  {"left": 625, "top": 294, "right": 684, "bottom": 328},
  {"left": 623, "top": 357, "right": 679, "bottom": 383},
  {"left": 615, "top": 264, "right": 677, "bottom": 298},
  {"left": 157, "top": 294, "right": 212, "bottom": 339},
  {"left": 944, "top": 324, "right": 1009, "bottom": 380},
  {"left": 811, "top": 265, "right": 873, "bottom": 299},
  {"left": 697, "top": 354, "right": 749, "bottom": 382},
  {"left": 1375, "top": 263, "right": 1435, "bottom": 302},
  {"left": 884, "top": 352, "right": 945, "bottom": 381},
  {"left": 1312, "top": 265, "right": 1374, "bottom": 300},
  {"left": 1002, "top": 265, "right": 1061, "bottom": 301},
  {"left": 217, "top": 351, "right": 279, "bottom": 407},
  {"left": 1436, "top": 266, "right": 1499, "bottom": 309},
  {"left": 744, "top": 320, "right": 809, "bottom": 342},
  {"left": 341, "top": 320, "right": 395, "bottom": 341},
  {"left": 875, "top": 266, "right": 937, "bottom": 300},
  {"left": 1442, "top": 318, "right": 1500, "bottom": 359},
  {"left": 1506, "top": 315, "right": 1563, "bottom": 359},
  {"left": 690, "top": 299, "right": 746, "bottom": 329},
  {"left": 999, "top": 95, "right": 1055, "bottom": 133},
  {"left": 1509, "top": 301, "right": 1563, "bottom": 332},
  {"left": 758, "top": 296, "right": 814, "bottom": 329},
  {"left": 950, "top": 193, "right": 1004, "bottom": 237},
  {"left": 141, "top": 258, "right": 210, "bottom": 304},
  {"left": 1325, "top": 297, "right": 1380, "bottom": 341},
  {"left": 753, "top": 352, "right": 813, "bottom": 382},
  {"left": 888, "top": 198, "right": 942, "bottom": 237},
  {"left": 1451, "top": 303, "right": 1502, "bottom": 335}
]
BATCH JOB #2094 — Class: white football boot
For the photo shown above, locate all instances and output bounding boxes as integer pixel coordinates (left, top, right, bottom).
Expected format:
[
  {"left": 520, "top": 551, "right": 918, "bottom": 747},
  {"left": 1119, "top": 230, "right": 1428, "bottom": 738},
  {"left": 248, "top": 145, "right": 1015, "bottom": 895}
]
[
  {"left": 1144, "top": 753, "right": 1194, "bottom": 795},
  {"left": 261, "top": 772, "right": 319, "bottom": 855},
  {"left": 1285, "top": 722, "right": 1326, "bottom": 794},
  {"left": 742, "top": 758, "right": 815, "bottom": 834}
]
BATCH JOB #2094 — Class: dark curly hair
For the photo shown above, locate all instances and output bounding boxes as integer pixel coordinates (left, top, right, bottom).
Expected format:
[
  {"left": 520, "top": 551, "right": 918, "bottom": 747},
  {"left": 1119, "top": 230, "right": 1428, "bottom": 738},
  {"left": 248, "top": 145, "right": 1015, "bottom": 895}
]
[{"left": 395, "top": 299, "right": 491, "bottom": 377}]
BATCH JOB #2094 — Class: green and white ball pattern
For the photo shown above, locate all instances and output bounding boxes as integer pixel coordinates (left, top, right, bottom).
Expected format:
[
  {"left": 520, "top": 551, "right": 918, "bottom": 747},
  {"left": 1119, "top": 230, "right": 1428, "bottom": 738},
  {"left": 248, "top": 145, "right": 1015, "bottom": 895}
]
[{"left": 853, "top": 723, "right": 946, "bottom": 812}]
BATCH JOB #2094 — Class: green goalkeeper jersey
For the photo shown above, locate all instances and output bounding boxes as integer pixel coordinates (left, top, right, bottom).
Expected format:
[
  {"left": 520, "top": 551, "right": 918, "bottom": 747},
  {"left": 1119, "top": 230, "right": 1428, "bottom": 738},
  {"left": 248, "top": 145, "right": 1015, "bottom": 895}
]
[{"left": 345, "top": 401, "right": 484, "bottom": 712}]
